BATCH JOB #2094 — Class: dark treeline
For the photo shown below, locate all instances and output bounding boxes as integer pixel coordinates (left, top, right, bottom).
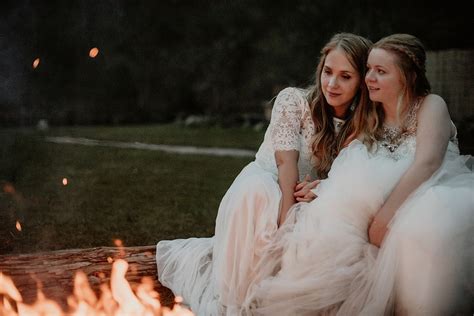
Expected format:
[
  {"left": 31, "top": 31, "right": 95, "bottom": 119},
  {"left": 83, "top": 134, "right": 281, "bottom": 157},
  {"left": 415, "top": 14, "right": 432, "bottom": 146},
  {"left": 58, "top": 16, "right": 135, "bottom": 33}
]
[{"left": 1, "top": 0, "right": 473, "bottom": 126}]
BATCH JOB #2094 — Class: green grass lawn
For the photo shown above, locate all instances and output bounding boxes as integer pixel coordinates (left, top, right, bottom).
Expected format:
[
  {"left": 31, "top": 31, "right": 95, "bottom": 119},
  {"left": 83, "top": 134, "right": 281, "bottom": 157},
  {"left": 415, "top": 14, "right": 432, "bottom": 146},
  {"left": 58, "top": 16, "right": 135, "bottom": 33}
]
[
  {"left": 43, "top": 124, "right": 265, "bottom": 149},
  {"left": 0, "top": 125, "right": 264, "bottom": 255},
  {"left": 1, "top": 123, "right": 472, "bottom": 256}
]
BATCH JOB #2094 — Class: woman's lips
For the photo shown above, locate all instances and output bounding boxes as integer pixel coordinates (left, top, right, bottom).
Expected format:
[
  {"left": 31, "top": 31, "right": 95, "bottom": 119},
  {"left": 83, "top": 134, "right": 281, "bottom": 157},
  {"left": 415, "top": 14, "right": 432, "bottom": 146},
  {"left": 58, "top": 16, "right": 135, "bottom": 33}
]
[{"left": 327, "top": 91, "right": 341, "bottom": 98}]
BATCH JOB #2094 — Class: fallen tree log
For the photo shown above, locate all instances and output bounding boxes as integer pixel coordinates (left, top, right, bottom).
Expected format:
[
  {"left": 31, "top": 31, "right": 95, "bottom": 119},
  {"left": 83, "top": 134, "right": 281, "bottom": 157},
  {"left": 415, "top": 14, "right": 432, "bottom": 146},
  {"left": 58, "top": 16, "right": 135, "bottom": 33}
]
[{"left": 0, "top": 245, "right": 175, "bottom": 309}]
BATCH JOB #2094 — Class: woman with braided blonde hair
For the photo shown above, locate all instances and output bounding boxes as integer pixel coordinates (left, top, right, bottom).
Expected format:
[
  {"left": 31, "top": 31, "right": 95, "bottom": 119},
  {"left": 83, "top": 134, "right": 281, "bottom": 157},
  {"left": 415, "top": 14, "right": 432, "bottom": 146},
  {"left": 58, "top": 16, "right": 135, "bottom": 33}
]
[
  {"left": 245, "top": 34, "right": 472, "bottom": 315},
  {"left": 340, "top": 33, "right": 474, "bottom": 314}
]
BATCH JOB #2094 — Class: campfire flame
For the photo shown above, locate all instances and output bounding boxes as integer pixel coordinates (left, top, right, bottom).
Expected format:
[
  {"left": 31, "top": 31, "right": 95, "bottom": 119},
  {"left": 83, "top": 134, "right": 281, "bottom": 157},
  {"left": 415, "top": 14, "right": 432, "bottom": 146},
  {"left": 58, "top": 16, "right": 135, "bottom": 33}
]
[
  {"left": 113, "top": 239, "right": 126, "bottom": 257},
  {"left": 62, "top": 178, "right": 68, "bottom": 186},
  {"left": 0, "top": 259, "right": 194, "bottom": 315}
]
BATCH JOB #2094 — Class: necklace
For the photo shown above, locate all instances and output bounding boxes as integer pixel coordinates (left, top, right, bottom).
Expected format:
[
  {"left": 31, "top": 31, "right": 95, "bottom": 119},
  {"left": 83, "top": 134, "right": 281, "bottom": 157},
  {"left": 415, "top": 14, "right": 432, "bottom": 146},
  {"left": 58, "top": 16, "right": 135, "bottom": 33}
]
[
  {"left": 379, "top": 98, "right": 422, "bottom": 153},
  {"left": 380, "top": 125, "right": 404, "bottom": 153}
]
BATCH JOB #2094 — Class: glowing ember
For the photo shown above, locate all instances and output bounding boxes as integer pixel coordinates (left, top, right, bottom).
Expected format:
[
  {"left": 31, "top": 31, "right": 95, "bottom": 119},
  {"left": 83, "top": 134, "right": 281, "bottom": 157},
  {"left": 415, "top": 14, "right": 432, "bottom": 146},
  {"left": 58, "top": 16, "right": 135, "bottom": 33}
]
[
  {"left": 62, "top": 178, "right": 68, "bottom": 186},
  {"left": 3, "top": 183, "right": 15, "bottom": 194},
  {"left": 113, "top": 239, "right": 126, "bottom": 257},
  {"left": 0, "top": 259, "right": 194, "bottom": 315},
  {"left": 15, "top": 221, "right": 22, "bottom": 232},
  {"left": 89, "top": 47, "right": 99, "bottom": 58},
  {"left": 32, "top": 58, "right": 40, "bottom": 69}
]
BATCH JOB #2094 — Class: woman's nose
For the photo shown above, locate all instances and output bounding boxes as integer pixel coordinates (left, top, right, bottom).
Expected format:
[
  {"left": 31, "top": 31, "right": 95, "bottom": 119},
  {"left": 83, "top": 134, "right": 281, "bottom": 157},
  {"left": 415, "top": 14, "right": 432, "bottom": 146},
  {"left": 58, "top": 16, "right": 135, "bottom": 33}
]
[
  {"left": 328, "top": 76, "right": 338, "bottom": 88},
  {"left": 365, "top": 70, "right": 375, "bottom": 82}
]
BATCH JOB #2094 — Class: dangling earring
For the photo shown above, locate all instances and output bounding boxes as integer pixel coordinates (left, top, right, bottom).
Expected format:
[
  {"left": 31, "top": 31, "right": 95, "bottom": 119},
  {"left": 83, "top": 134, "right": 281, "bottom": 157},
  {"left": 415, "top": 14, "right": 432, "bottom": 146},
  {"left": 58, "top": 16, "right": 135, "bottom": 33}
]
[
  {"left": 349, "top": 95, "right": 359, "bottom": 111},
  {"left": 350, "top": 101, "right": 356, "bottom": 111}
]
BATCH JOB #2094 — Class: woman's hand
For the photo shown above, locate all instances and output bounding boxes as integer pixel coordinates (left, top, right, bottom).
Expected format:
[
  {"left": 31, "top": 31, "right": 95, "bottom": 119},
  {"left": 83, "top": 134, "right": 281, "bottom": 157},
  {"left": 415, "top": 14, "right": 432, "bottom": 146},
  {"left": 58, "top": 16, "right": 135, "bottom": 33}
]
[
  {"left": 368, "top": 214, "right": 389, "bottom": 248},
  {"left": 293, "top": 174, "right": 320, "bottom": 203}
]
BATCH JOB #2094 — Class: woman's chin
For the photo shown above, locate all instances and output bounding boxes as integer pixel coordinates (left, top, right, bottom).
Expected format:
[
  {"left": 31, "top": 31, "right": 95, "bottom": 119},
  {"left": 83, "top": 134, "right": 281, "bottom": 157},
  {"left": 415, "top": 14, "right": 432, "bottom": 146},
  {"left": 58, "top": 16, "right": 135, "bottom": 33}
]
[
  {"left": 368, "top": 91, "right": 382, "bottom": 102},
  {"left": 327, "top": 99, "right": 349, "bottom": 109}
]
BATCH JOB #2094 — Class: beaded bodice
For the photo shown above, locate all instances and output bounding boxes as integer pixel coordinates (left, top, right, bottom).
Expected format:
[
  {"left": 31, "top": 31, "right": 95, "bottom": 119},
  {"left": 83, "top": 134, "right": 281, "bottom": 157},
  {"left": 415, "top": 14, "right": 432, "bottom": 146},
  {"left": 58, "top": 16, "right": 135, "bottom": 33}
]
[{"left": 376, "top": 100, "right": 459, "bottom": 160}]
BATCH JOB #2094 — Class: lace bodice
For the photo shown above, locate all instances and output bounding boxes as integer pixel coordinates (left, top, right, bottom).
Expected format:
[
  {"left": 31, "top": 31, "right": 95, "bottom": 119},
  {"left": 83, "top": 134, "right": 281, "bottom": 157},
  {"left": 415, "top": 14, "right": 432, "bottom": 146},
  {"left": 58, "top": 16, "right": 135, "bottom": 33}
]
[
  {"left": 255, "top": 87, "right": 316, "bottom": 180},
  {"left": 375, "top": 100, "right": 459, "bottom": 160}
]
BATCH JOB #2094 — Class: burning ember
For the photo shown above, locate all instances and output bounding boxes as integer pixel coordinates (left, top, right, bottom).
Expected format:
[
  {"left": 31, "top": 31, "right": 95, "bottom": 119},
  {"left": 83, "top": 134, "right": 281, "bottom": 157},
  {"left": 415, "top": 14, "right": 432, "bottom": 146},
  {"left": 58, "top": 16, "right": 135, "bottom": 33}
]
[
  {"left": 3, "top": 183, "right": 16, "bottom": 194},
  {"left": 32, "top": 58, "right": 40, "bottom": 69},
  {"left": 15, "top": 221, "right": 22, "bottom": 232},
  {"left": 0, "top": 259, "right": 194, "bottom": 316},
  {"left": 89, "top": 48, "right": 99, "bottom": 58}
]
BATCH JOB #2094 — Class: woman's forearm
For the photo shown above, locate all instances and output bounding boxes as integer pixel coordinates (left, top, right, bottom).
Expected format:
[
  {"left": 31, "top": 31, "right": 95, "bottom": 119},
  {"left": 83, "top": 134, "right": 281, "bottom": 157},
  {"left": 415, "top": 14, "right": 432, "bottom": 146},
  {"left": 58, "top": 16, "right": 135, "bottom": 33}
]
[
  {"left": 369, "top": 161, "right": 442, "bottom": 247},
  {"left": 277, "top": 165, "right": 299, "bottom": 226},
  {"left": 378, "top": 161, "right": 441, "bottom": 223},
  {"left": 275, "top": 151, "right": 299, "bottom": 226},
  {"left": 370, "top": 95, "right": 452, "bottom": 247}
]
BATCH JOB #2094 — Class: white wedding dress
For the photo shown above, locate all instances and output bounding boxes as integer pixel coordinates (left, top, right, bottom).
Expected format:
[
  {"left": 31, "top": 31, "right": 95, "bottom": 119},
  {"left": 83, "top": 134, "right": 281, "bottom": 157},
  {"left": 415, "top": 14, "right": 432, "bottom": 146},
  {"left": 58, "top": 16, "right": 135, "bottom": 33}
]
[
  {"left": 245, "top": 105, "right": 474, "bottom": 315},
  {"left": 156, "top": 87, "right": 345, "bottom": 315}
]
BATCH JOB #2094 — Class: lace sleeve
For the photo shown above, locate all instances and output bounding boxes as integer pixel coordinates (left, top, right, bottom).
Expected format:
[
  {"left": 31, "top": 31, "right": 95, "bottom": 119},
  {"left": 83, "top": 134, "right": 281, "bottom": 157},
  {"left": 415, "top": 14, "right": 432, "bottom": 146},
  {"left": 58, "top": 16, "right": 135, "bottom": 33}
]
[{"left": 270, "top": 87, "right": 303, "bottom": 151}]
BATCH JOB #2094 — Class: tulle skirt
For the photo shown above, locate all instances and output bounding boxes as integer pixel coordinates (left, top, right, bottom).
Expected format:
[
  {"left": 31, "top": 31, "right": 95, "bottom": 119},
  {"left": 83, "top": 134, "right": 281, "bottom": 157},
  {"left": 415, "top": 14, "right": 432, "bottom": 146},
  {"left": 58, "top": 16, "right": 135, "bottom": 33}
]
[
  {"left": 340, "top": 147, "right": 474, "bottom": 315},
  {"left": 245, "top": 141, "right": 474, "bottom": 315},
  {"left": 156, "top": 161, "right": 282, "bottom": 315}
]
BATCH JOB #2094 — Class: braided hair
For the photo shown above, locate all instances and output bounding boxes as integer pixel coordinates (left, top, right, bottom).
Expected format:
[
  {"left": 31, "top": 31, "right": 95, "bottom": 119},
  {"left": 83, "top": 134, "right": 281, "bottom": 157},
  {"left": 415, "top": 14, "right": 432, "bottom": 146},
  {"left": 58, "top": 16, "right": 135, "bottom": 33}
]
[
  {"left": 372, "top": 34, "right": 431, "bottom": 107},
  {"left": 369, "top": 34, "right": 432, "bottom": 138}
]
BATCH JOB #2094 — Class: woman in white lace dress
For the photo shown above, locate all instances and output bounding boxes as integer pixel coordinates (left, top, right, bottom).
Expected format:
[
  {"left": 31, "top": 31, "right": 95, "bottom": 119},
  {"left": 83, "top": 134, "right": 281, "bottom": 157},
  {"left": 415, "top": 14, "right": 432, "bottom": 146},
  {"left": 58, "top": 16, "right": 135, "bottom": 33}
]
[
  {"left": 155, "top": 33, "right": 373, "bottom": 315},
  {"left": 246, "top": 34, "right": 473, "bottom": 315}
]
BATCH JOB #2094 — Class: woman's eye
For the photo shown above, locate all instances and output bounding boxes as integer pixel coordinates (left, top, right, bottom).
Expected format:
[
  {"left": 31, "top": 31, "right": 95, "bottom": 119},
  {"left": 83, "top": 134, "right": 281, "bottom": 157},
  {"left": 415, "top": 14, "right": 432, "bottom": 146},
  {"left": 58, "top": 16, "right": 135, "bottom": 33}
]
[
  {"left": 342, "top": 75, "right": 351, "bottom": 80},
  {"left": 377, "top": 69, "right": 385, "bottom": 74},
  {"left": 324, "top": 69, "right": 331, "bottom": 74}
]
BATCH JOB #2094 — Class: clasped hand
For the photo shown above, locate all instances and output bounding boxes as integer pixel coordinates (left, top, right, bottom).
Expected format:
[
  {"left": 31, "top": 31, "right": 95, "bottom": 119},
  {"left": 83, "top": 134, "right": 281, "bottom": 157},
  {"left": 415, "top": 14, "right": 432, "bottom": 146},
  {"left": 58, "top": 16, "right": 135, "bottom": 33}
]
[
  {"left": 368, "top": 213, "right": 390, "bottom": 248},
  {"left": 293, "top": 174, "right": 320, "bottom": 202}
]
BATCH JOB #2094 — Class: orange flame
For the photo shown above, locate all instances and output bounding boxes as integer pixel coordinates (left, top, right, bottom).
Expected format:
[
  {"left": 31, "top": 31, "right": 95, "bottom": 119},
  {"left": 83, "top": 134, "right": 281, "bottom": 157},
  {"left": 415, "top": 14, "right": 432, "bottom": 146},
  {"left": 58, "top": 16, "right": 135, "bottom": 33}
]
[
  {"left": 0, "top": 260, "right": 194, "bottom": 315},
  {"left": 33, "top": 58, "right": 40, "bottom": 69},
  {"left": 89, "top": 47, "right": 99, "bottom": 58},
  {"left": 15, "top": 221, "right": 22, "bottom": 232},
  {"left": 0, "top": 272, "right": 22, "bottom": 302},
  {"left": 62, "top": 178, "right": 68, "bottom": 186},
  {"left": 114, "top": 239, "right": 126, "bottom": 257}
]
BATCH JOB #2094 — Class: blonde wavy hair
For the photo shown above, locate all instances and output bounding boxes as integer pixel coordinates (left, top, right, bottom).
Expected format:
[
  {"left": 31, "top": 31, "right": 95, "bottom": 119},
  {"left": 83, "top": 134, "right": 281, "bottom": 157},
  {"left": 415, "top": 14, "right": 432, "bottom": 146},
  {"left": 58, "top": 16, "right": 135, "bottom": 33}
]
[
  {"left": 370, "top": 34, "right": 431, "bottom": 138},
  {"left": 307, "top": 33, "right": 376, "bottom": 178}
]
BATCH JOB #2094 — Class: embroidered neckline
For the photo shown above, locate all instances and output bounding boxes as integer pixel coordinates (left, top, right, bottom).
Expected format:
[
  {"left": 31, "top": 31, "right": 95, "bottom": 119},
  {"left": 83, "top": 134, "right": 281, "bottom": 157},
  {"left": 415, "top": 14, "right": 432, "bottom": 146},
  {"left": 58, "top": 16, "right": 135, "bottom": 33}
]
[{"left": 379, "top": 98, "right": 422, "bottom": 153}]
